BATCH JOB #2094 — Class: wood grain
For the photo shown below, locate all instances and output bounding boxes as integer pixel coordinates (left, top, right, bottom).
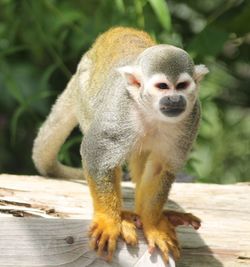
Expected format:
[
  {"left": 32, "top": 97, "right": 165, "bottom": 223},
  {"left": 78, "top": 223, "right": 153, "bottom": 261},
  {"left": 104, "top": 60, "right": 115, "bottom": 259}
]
[{"left": 0, "top": 174, "right": 249, "bottom": 266}]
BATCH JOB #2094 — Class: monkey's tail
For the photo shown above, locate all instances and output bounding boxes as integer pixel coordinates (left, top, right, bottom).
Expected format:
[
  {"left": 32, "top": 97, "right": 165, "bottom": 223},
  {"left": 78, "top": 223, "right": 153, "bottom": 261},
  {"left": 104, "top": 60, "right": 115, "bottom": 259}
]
[{"left": 32, "top": 75, "right": 84, "bottom": 180}]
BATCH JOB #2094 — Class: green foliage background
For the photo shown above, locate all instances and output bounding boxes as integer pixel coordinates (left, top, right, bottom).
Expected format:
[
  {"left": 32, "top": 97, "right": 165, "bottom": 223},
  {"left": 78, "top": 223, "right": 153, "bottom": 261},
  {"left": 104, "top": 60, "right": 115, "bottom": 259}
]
[{"left": 0, "top": 0, "right": 249, "bottom": 183}]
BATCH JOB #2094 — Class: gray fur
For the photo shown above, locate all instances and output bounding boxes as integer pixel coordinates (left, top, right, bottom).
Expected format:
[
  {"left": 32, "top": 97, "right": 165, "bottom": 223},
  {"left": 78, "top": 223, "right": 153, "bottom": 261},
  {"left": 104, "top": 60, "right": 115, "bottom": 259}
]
[
  {"left": 81, "top": 68, "right": 138, "bottom": 179},
  {"left": 32, "top": 75, "right": 80, "bottom": 179},
  {"left": 31, "top": 28, "right": 208, "bottom": 261},
  {"left": 179, "top": 100, "right": 201, "bottom": 153},
  {"left": 138, "top": 45, "right": 194, "bottom": 83},
  {"left": 173, "top": 100, "right": 201, "bottom": 170},
  {"left": 155, "top": 171, "right": 175, "bottom": 203},
  {"left": 32, "top": 27, "right": 206, "bottom": 184},
  {"left": 32, "top": 55, "right": 91, "bottom": 180}
]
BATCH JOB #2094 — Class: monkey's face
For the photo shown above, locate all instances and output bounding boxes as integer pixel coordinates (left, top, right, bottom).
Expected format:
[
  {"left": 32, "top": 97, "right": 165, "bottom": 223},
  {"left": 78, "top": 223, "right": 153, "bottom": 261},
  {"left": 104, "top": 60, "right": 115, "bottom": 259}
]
[
  {"left": 118, "top": 45, "right": 208, "bottom": 123},
  {"left": 142, "top": 72, "right": 198, "bottom": 122}
]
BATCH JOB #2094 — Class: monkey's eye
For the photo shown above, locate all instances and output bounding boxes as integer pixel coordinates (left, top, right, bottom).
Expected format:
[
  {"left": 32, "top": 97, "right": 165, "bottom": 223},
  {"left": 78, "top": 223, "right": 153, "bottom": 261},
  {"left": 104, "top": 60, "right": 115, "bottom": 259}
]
[
  {"left": 176, "top": 81, "right": 189, "bottom": 90},
  {"left": 155, "top": 83, "right": 169, "bottom": 89}
]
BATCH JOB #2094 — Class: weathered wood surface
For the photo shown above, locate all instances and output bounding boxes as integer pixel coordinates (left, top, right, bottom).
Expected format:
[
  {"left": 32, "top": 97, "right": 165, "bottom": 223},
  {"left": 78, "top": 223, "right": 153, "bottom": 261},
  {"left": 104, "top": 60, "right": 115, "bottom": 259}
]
[{"left": 0, "top": 174, "right": 250, "bottom": 267}]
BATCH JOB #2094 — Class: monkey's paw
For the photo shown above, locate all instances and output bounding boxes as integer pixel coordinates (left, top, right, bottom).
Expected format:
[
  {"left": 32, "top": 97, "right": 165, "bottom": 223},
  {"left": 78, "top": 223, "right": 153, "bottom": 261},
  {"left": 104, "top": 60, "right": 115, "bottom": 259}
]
[
  {"left": 89, "top": 213, "right": 121, "bottom": 261},
  {"left": 121, "top": 210, "right": 140, "bottom": 246},
  {"left": 163, "top": 210, "right": 201, "bottom": 230},
  {"left": 143, "top": 216, "right": 180, "bottom": 262}
]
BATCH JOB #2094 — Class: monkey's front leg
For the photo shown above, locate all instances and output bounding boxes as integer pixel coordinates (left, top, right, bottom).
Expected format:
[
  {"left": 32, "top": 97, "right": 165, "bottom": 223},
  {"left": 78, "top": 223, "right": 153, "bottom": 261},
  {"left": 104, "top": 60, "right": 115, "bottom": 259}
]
[
  {"left": 85, "top": 167, "right": 123, "bottom": 261},
  {"left": 85, "top": 166, "right": 138, "bottom": 261},
  {"left": 136, "top": 159, "right": 180, "bottom": 262}
]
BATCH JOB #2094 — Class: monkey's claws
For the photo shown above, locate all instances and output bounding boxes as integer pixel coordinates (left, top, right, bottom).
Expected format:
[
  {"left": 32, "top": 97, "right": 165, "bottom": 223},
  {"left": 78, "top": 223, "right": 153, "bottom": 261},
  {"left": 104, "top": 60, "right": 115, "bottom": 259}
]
[
  {"left": 143, "top": 215, "right": 181, "bottom": 262},
  {"left": 163, "top": 210, "right": 201, "bottom": 230},
  {"left": 88, "top": 213, "right": 121, "bottom": 261},
  {"left": 121, "top": 210, "right": 140, "bottom": 246}
]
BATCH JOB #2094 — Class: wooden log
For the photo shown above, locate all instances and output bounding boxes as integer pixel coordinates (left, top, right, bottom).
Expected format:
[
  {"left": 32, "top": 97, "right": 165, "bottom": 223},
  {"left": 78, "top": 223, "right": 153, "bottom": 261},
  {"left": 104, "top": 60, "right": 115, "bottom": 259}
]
[{"left": 0, "top": 174, "right": 250, "bottom": 266}]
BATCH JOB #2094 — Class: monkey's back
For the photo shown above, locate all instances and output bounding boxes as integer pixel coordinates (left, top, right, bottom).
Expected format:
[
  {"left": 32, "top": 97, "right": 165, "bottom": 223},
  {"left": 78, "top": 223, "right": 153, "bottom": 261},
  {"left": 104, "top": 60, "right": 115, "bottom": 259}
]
[
  {"left": 77, "top": 27, "right": 155, "bottom": 129},
  {"left": 88, "top": 27, "right": 155, "bottom": 91}
]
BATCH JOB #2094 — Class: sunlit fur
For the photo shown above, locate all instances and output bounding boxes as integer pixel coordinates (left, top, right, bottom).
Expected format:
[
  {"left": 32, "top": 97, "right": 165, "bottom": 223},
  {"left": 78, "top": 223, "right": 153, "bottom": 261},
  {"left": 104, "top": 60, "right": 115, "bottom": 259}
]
[{"left": 32, "top": 27, "right": 208, "bottom": 262}]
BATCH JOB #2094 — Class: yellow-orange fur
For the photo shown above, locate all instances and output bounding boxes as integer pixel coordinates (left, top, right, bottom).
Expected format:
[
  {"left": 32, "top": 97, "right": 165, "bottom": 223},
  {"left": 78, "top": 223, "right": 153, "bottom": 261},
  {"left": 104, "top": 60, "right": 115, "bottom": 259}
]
[
  {"left": 79, "top": 28, "right": 159, "bottom": 261},
  {"left": 88, "top": 27, "right": 155, "bottom": 90},
  {"left": 129, "top": 152, "right": 180, "bottom": 261},
  {"left": 85, "top": 166, "right": 138, "bottom": 260},
  {"left": 33, "top": 26, "right": 207, "bottom": 263}
]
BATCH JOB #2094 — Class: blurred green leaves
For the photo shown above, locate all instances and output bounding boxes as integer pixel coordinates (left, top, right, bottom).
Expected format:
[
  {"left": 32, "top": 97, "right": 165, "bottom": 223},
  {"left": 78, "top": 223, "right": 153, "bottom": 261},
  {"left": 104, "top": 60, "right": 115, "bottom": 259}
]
[
  {"left": 0, "top": 0, "right": 249, "bottom": 182},
  {"left": 188, "top": 26, "right": 229, "bottom": 57},
  {"left": 148, "top": 0, "right": 172, "bottom": 32}
]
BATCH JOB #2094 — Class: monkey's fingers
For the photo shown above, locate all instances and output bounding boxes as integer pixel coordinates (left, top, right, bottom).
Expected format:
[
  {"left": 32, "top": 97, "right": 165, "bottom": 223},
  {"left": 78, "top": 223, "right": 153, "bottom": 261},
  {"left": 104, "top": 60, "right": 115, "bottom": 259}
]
[
  {"left": 147, "top": 232, "right": 171, "bottom": 262},
  {"left": 91, "top": 231, "right": 119, "bottom": 261},
  {"left": 106, "top": 236, "right": 117, "bottom": 262},
  {"left": 89, "top": 215, "right": 121, "bottom": 262},
  {"left": 89, "top": 225, "right": 102, "bottom": 250},
  {"left": 121, "top": 219, "right": 138, "bottom": 245},
  {"left": 121, "top": 210, "right": 142, "bottom": 228},
  {"left": 148, "top": 238, "right": 180, "bottom": 263},
  {"left": 166, "top": 237, "right": 181, "bottom": 260},
  {"left": 97, "top": 233, "right": 109, "bottom": 257},
  {"left": 163, "top": 210, "right": 201, "bottom": 229},
  {"left": 148, "top": 244, "right": 156, "bottom": 254},
  {"left": 144, "top": 215, "right": 181, "bottom": 262},
  {"left": 156, "top": 239, "right": 170, "bottom": 263},
  {"left": 121, "top": 210, "right": 139, "bottom": 245},
  {"left": 89, "top": 222, "right": 98, "bottom": 234}
]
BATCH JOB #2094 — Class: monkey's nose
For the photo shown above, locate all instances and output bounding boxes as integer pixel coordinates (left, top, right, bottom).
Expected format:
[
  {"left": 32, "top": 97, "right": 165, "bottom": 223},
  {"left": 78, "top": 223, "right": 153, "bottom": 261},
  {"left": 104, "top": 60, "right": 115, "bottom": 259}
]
[
  {"left": 159, "top": 95, "right": 186, "bottom": 117},
  {"left": 161, "top": 95, "right": 185, "bottom": 106}
]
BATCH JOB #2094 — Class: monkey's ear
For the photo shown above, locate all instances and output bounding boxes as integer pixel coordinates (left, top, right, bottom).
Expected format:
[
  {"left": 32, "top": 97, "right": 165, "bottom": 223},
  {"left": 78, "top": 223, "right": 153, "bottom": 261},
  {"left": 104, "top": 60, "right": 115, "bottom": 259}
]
[
  {"left": 117, "top": 66, "right": 142, "bottom": 88},
  {"left": 194, "top": 65, "right": 209, "bottom": 82}
]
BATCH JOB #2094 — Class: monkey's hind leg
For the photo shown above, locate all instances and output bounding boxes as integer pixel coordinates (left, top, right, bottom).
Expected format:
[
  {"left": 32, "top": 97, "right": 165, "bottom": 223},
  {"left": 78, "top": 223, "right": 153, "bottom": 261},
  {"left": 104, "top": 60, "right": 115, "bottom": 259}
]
[
  {"left": 120, "top": 209, "right": 141, "bottom": 246},
  {"left": 163, "top": 210, "right": 201, "bottom": 230}
]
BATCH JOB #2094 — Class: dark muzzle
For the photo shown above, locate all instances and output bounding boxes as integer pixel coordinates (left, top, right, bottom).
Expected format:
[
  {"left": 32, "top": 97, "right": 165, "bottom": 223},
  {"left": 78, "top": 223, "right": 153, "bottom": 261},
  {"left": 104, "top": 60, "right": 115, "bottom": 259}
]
[{"left": 159, "top": 95, "right": 186, "bottom": 117}]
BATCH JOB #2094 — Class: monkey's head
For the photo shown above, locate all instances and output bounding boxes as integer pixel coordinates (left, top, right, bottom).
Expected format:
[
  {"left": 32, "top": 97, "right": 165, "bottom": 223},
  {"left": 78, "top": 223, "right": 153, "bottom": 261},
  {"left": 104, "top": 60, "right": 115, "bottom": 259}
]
[{"left": 118, "top": 45, "right": 208, "bottom": 122}]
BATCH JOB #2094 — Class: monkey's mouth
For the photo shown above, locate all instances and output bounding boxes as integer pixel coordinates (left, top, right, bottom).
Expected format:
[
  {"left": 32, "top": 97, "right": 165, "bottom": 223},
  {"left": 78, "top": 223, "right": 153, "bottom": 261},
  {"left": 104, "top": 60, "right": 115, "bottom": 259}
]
[
  {"left": 160, "top": 106, "right": 186, "bottom": 117},
  {"left": 159, "top": 95, "right": 187, "bottom": 117}
]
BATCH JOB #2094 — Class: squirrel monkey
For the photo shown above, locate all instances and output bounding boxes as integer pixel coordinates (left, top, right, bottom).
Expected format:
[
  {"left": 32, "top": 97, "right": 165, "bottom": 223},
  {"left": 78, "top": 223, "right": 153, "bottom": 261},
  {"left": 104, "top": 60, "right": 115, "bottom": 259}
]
[{"left": 32, "top": 27, "right": 208, "bottom": 262}]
